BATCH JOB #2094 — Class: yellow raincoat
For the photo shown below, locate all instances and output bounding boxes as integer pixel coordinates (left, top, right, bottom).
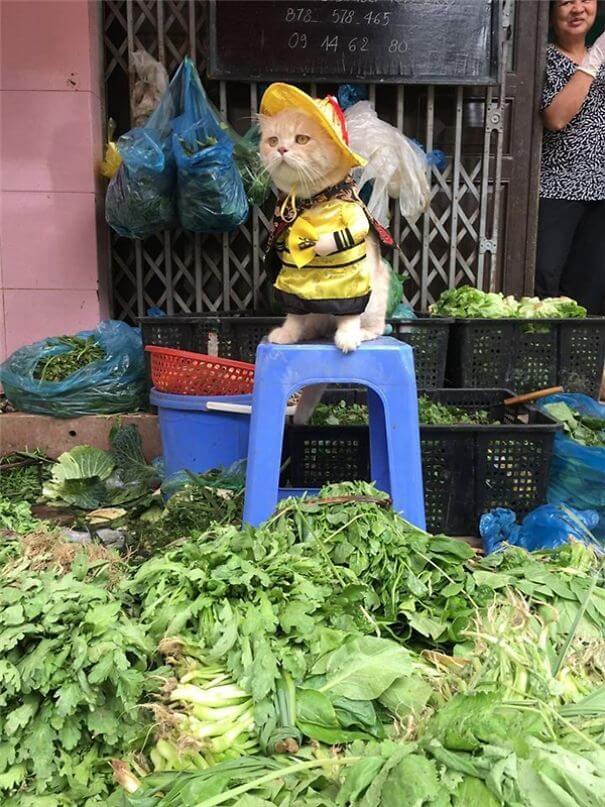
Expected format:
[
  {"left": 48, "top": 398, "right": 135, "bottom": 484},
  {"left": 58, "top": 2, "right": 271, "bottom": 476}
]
[{"left": 273, "top": 198, "right": 372, "bottom": 315}]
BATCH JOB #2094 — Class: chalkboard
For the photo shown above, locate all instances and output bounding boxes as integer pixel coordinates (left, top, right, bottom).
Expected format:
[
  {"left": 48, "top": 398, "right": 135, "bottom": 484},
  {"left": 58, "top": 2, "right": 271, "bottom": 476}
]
[{"left": 209, "top": 1, "right": 500, "bottom": 85}]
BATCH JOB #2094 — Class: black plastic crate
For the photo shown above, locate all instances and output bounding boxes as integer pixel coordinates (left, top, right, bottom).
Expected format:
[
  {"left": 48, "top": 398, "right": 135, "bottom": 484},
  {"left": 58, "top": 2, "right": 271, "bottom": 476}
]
[
  {"left": 389, "top": 316, "right": 451, "bottom": 387},
  {"left": 445, "top": 318, "right": 605, "bottom": 397},
  {"left": 139, "top": 312, "right": 281, "bottom": 365},
  {"left": 140, "top": 312, "right": 452, "bottom": 387},
  {"left": 281, "top": 388, "right": 561, "bottom": 536}
]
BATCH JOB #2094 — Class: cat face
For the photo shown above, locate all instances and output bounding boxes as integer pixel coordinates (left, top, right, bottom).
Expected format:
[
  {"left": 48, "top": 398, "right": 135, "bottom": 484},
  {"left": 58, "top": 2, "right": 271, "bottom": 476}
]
[{"left": 259, "top": 109, "right": 349, "bottom": 195}]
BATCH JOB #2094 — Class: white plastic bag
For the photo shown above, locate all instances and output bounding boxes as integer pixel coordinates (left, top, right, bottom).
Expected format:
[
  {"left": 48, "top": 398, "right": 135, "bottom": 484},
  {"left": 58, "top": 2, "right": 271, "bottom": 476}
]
[
  {"left": 345, "top": 101, "right": 430, "bottom": 225},
  {"left": 131, "top": 50, "right": 169, "bottom": 128}
]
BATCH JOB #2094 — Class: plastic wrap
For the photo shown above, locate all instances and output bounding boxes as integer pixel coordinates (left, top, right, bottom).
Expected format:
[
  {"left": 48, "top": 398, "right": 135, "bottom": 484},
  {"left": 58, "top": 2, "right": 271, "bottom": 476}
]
[{"left": 345, "top": 101, "right": 430, "bottom": 225}]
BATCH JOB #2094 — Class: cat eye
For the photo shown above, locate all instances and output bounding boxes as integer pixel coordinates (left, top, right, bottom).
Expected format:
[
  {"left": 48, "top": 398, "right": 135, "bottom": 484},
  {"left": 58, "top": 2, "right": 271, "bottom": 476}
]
[
  {"left": 267, "top": 136, "right": 279, "bottom": 147},
  {"left": 295, "top": 134, "right": 310, "bottom": 144}
]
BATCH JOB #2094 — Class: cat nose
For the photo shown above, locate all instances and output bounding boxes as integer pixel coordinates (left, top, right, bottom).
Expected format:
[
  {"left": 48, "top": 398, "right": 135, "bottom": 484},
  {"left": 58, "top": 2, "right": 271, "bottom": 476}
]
[{"left": 278, "top": 146, "right": 288, "bottom": 155}]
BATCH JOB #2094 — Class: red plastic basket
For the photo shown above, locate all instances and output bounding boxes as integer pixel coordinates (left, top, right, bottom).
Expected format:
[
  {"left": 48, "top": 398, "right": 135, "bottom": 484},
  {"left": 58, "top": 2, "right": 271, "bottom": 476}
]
[{"left": 145, "top": 346, "right": 255, "bottom": 396}]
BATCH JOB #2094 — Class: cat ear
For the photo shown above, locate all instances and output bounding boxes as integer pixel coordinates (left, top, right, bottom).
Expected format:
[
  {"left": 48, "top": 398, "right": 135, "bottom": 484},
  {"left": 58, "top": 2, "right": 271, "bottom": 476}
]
[{"left": 255, "top": 112, "right": 270, "bottom": 127}]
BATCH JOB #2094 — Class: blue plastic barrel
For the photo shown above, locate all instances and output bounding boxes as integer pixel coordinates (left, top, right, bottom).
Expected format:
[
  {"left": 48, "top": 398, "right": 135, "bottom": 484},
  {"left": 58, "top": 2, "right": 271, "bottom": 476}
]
[{"left": 150, "top": 388, "right": 252, "bottom": 477}]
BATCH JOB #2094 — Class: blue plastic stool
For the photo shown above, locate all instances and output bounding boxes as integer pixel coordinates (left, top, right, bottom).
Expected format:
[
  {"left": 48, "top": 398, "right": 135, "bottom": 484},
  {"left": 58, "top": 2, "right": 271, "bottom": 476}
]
[{"left": 243, "top": 337, "right": 425, "bottom": 528}]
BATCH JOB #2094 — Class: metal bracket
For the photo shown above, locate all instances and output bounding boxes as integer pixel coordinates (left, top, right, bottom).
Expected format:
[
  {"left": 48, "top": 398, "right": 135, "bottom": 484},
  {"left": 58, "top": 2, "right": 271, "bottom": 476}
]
[
  {"left": 485, "top": 103, "right": 504, "bottom": 133},
  {"left": 480, "top": 238, "right": 497, "bottom": 255}
]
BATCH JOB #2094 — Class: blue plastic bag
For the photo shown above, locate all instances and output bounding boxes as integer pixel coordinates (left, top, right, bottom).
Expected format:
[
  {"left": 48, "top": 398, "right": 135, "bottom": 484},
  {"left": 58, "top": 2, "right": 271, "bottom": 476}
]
[
  {"left": 105, "top": 68, "right": 179, "bottom": 238},
  {"left": 337, "top": 84, "right": 369, "bottom": 109},
  {"left": 173, "top": 59, "right": 248, "bottom": 233},
  {"left": 536, "top": 393, "right": 605, "bottom": 540},
  {"left": 106, "top": 58, "right": 247, "bottom": 238},
  {"left": 0, "top": 321, "right": 147, "bottom": 417},
  {"left": 480, "top": 504, "right": 601, "bottom": 554}
]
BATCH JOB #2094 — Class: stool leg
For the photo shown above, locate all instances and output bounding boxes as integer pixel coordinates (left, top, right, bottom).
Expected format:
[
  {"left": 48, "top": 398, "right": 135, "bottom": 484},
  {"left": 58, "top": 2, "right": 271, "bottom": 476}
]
[
  {"left": 243, "top": 378, "right": 290, "bottom": 527},
  {"left": 367, "top": 388, "right": 390, "bottom": 495},
  {"left": 383, "top": 387, "right": 426, "bottom": 530},
  {"left": 368, "top": 386, "right": 426, "bottom": 531}
]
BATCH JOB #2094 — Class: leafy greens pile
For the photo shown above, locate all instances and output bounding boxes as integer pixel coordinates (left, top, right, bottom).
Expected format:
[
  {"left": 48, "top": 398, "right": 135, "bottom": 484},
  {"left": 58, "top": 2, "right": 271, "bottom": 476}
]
[
  {"left": 0, "top": 450, "right": 50, "bottom": 502},
  {"left": 2, "top": 478, "right": 605, "bottom": 806},
  {"left": 309, "top": 397, "right": 495, "bottom": 427},
  {"left": 429, "top": 287, "right": 587, "bottom": 319},
  {"left": 0, "top": 540, "right": 152, "bottom": 805},
  {"left": 417, "top": 397, "right": 493, "bottom": 426},
  {"left": 309, "top": 399, "right": 369, "bottom": 426},
  {"left": 33, "top": 334, "right": 106, "bottom": 382},
  {"left": 113, "top": 487, "right": 605, "bottom": 805},
  {"left": 0, "top": 496, "right": 39, "bottom": 535},
  {"left": 544, "top": 401, "right": 605, "bottom": 447}
]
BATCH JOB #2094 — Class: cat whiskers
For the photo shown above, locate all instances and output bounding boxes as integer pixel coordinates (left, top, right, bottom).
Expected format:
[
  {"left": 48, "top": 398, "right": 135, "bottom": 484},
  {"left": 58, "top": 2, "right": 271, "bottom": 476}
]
[{"left": 286, "top": 157, "right": 322, "bottom": 195}]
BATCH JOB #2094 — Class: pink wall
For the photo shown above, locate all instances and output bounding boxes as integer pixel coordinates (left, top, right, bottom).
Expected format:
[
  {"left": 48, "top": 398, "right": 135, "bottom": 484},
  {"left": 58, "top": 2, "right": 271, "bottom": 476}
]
[{"left": 0, "top": 0, "right": 108, "bottom": 361}]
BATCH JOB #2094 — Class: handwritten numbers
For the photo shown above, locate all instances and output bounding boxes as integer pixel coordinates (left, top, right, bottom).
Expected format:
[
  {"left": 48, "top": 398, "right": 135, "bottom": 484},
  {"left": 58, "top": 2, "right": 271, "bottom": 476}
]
[
  {"left": 285, "top": 7, "right": 314, "bottom": 23},
  {"left": 388, "top": 39, "right": 408, "bottom": 54},
  {"left": 321, "top": 34, "right": 339, "bottom": 52},
  {"left": 288, "top": 32, "right": 308, "bottom": 49},
  {"left": 363, "top": 11, "right": 391, "bottom": 25},
  {"left": 348, "top": 37, "right": 369, "bottom": 52},
  {"left": 331, "top": 9, "right": 355, "bottom": 24}
]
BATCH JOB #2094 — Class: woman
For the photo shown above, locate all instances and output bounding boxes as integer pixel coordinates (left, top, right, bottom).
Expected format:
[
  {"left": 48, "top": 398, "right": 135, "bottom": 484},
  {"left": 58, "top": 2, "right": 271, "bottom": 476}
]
[{"left": 536, "top": 0, "right": 605, "bottom": 314}]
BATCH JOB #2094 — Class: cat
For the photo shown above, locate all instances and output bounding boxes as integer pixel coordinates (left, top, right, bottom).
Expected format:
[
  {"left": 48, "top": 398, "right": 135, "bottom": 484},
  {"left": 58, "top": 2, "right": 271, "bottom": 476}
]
[{"left": 259, "top": 108, "right": 390, "bottom": 424}]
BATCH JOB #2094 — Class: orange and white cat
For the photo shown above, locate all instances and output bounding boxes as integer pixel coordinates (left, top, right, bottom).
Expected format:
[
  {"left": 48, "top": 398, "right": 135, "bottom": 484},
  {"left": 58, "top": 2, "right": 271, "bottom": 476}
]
[{"left": 259, "top": 108, "right": 389, "bottom": 422}]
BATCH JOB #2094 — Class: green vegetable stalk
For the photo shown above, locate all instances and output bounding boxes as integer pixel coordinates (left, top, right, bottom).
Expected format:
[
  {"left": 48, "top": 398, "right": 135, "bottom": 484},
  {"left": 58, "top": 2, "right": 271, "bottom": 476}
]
[
  {"left": 146, "top": 638, "right": 260, "bottom": 771},
  {"left": 267, "top": 671, "right": 302, "bottom": 754},
  {"left": 461, "top": 592, "right": 598, "bottom": 704}
]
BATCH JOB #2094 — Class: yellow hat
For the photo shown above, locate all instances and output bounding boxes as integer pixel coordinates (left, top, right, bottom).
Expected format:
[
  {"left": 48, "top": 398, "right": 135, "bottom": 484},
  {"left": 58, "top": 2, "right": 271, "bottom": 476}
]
[{"left": 260, "top": 83, "right": 366, "bottom": 169}]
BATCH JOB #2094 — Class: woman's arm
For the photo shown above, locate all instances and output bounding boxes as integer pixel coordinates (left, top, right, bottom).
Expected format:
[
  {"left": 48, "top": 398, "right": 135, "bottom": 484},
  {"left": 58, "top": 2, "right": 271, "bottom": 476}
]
[
  {"left": 542, "top": 70, "right": 594, "bottom": 132},
  {"left": 543, "top": 32, "right": 605, "bottom": 132}
]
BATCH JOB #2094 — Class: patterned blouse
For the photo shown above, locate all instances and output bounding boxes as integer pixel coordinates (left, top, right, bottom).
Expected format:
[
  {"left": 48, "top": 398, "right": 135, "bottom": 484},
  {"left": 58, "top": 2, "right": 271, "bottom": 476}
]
[{"left": 540, "top": 44, "right": 605, "bottom": 200}]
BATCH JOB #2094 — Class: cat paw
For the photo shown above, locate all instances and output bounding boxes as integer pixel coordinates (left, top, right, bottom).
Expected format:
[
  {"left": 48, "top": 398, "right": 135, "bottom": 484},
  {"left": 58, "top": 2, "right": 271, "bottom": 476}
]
[
  {"left": 360, "top": 328, "right": 381, "bottom": 343},
  {"left": 334, "top": 329, "right": 361, "bottom": 353},
  {"left": 268, "top": 326, "right": 295, "bottom": 345}
]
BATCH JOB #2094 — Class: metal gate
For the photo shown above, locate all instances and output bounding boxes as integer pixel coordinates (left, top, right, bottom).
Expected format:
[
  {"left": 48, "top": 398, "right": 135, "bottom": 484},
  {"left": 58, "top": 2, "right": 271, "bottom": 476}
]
[{"left": 103, "top": 0, "right": 515, "bottom": 321}]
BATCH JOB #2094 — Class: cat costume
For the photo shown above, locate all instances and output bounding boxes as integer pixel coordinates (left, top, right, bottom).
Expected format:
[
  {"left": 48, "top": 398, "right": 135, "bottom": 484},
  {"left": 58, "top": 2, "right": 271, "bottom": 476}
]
[{"left": 261, "top": 84, "right": 397, "bottom": 316}]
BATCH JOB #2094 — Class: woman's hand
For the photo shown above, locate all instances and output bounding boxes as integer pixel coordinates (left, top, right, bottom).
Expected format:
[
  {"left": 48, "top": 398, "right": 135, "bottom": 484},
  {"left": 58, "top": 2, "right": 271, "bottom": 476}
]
[{"left": 578, "top": 30, "right": 605, "bottom": 77}]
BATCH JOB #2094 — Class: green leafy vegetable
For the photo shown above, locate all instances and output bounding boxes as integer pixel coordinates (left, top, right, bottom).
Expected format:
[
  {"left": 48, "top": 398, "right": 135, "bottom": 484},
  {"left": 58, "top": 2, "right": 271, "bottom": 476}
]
[
  {"left": 33, "top": 334, "right": 106, "bottom": 381},
  {"left": 128, "top": 470, "right": 244, "bottom": 560},
  {"left": 309, "top": 400, "right": 369, "bottom": 426},
  {"left": 0, "top": 451, "right": 50, "bottom": 502},
  {"left": 544, "top": 402, "right": 605, "bottom": 447},
  {"left": 43, "top": 426, "right": 157, "bottom": 511},
  {"left": 0, "top": 546, "right": 152, "bottom": 803},
  {"left": 309, "top": 397, "right": 495, "bottom": 426},
  {"left": 429, "top": 287, "right": 586, "bottom": 319},
  {"left": 0, "top": 496, "right": 39, "bottom": 535},
  {"left": 418, "top": 397, "right": 494, "bottom": 426}
]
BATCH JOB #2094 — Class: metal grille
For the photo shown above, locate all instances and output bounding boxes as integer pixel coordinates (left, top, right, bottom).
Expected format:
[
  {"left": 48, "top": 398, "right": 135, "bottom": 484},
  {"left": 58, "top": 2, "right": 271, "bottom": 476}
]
[{"left": 103, "top": 1, "right": 512, "bottom": 321}]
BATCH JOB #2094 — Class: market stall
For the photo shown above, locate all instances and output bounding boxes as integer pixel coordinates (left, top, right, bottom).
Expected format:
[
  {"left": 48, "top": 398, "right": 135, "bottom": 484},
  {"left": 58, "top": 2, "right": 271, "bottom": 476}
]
[{"left": 1, "top": 1, "right": 605, "bottom": 805}]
